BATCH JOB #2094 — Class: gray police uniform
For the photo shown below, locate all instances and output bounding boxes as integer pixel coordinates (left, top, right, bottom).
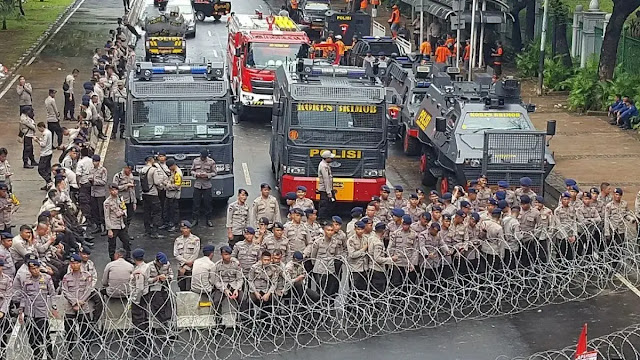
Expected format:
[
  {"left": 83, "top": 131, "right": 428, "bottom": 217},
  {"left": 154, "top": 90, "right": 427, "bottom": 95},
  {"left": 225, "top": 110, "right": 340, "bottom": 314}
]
[
  {"left": 101, "top": 258, "right": 134, "bottom": 298},
  {"left": 191, "top": 157, "right": 217, "bottom": 221},
  {"left": 173, "top": 233, "right": 200, "bottom": 291},
  {"left": 226, "top": 200, "right": 249, "bottom": 246},
  {"left": 104, "top": 194, "right": 131, "bottom": 260},
  {"left": 212, "top": 258, "right": 245, "bottom": 311},
  {"left": 231, "top": 240, "right": 261, "bottom": 277}
]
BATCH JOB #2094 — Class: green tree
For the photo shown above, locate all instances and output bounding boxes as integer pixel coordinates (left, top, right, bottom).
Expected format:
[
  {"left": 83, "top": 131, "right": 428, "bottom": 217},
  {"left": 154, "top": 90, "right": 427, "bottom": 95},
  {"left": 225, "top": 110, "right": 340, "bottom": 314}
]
[
  {"left": 0, "top": 0, "right": 16, "bottom": 30},
  {"left": 599, "top": 0, "right": 640, "bottom": 80},
  {"left": 510, "top": 0, "right": 527, "bottom": 51},
  {"left": 550, "top": 0, "right": 572, "bottom": 68}
]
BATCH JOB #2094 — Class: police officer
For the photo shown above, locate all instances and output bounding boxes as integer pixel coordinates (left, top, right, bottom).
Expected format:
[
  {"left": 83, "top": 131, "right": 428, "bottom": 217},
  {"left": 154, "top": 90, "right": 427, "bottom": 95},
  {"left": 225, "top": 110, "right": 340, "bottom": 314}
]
[
  {"left": 173, "top": 220, "right": 200, "bottom": 291},
  {"left": 145, "top": 252, "right": 174, "bottom": 328},
  {"left": 129, "top": 248, "right": 150, "bottom": 357},
  {"left": 101, "top": 248, "right": 134, "bottom": 298},
  {"left": 440, "top": 192, "right": 456, "bottom": 217},
  {"left": 310, "top": 223, "right": 340, "bottom": 299},
  {"left": 403, "top": 194, "right": 422, "bottom": 223},
  {"left": 250, "top": 183, "right": 281, "bottom": 228},
  {"left": 501, "top": 205, "right": 522, "bottom": 269},
  {"left": 517, "top": 195, "right": 541, "bottom": 267},
  {"left": 261, "top": 222, "right": 290, "bottom": 263},
  {"left": 248, "top": 251, "right": 278, "bottom": 308},
  {"left": 231, "top": 227, "right": 261, "bottom": 277},
  {"left": 317, "top": 150, "right": 335, "bottom": 221},
  {"left": 346, "top": 207, "right": 364, "bottom": 239},
  {"left": 515, "top": 177, "right": 537, "bottom": 205},
  {"left": 293, "top": 186, "right": 314, "bottom": 213},
  {"left": 62, "top": 254, "right": 93, "bottom": 354},
  {"left": 388, "top": 215, "right": 419, "bottom": 287},
  {"left": 191, "top": 244, "right": 216, "bottom": 298},
  {"left": 392, "top": 185, "right": 408, "bottom": 209},
  {"left": 112, "top": 162, "right": 136, "bottom": 227},
  {"left": 104, "top": 183, "right": 132, "bottom": 260},
  {"left": 89, "top": 154, "right": 108, "bottom": 235},
  {"left": 347, "top": 221, "right": 369, "bottom": 292},
  {"left": 0, "top": 233, "right": 13, "bottom": 279},
  {"left": 140, "top": 156, "right": 163, "bottom": 238},
  {"left": 0, "top": 184, "right": 11, "bottom": 232},
  {"left": 16, "top": 259, "right": 57, "bottom": 360},
  {"left": 534, "top": 195, "right": 555, "bottom": 264},
  {"left": 191, "top": 149, "right": 217, "bottom": 228},
  {"left": 604, "top": 188, "right": 634, "bottom": 262},
  {"left": 576, "top": 193, "right": 602, "bottom": 256},
  {"left": 0, "top": 148, "right": 13, "bottom": 193},
  {"left": 304, "top": 208, "right": 322, "bottom": 238},
  {"left": 368, "top": 222, "right": 395, "bottom": 294},
  {"left": 213, "top": 246, "right": 245, "bottom": 313},
  {"left": 75, "top": 148, "right": 94, "bottom": 229},
  {"left": 0, "top": 258, "right": 11, "bottom": 360},
  {"left": 155, "top": 151, "right": 170, "bottom": 229},
  {"left": 479, "top": 208, "right": 505, "bottom": 272},
  {"left": 284, "top": 208, "right": 311, "bottom": 261},
  {"left": 164, "top": 159, "right": 182, "bottom": 231},
  {"left": 418, "top": 222, "right": 445, "bottom": 284},
  {"left": 226, "top": 189, "right": 249, "bottom": 248},
  {"left": 284, "top": 251, "right": 320, "bottom": 304},
  {"left": 554, "top": 192, "right": 578, "bottom": 260}
]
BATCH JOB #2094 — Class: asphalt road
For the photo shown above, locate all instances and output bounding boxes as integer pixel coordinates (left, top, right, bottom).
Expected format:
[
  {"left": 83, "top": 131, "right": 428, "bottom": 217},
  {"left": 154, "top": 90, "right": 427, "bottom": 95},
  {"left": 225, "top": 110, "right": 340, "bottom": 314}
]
[{"left": 0, "top": 0, "right": 639, "bottom": 358}]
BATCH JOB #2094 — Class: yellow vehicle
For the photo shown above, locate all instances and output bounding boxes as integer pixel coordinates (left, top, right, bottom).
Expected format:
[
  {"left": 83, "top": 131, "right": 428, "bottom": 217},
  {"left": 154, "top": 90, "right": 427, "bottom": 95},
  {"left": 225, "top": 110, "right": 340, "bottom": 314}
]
[{"left": 144, "top": 11, "right": 187, "bottom": 61}]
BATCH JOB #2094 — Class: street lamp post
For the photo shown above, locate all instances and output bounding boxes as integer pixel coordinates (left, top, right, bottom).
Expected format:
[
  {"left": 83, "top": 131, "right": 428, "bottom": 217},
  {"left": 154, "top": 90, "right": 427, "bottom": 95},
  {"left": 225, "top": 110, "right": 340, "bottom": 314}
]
[{"left": 537, "top": 0, "right": 550, "bottom": 95}]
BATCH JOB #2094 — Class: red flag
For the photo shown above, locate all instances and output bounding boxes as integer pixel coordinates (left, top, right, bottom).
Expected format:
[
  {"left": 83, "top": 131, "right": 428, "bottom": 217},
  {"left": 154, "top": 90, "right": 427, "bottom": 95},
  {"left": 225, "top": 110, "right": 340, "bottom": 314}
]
[{"left": 575, "top": 323, "right": 588, "bottom": 358}]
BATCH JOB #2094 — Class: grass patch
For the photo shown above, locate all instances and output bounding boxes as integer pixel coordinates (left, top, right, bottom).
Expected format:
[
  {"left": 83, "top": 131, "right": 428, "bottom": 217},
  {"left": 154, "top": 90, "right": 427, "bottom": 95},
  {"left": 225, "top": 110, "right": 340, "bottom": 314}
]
[
  {"left": 564, "top": 0, "right": 614, "bottom": 13},
  {"left": 0, "top": 0, "right": 75, "bottom": 67}
]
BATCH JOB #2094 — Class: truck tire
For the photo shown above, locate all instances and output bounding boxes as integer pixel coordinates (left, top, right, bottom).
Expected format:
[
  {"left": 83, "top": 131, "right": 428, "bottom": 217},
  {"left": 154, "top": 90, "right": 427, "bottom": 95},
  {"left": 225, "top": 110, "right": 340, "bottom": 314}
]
[
  {"left": 213, "top": 14, "right": 222, "bottom": 21},
  {"left": 196, "top": 11, "right": 206, "bottom": 21},
  {"left": 420, "top": 152, "right": 437, "bottom": 186},
  {"left": 403, "top": 131, "right": 420, "bottom": 156}
]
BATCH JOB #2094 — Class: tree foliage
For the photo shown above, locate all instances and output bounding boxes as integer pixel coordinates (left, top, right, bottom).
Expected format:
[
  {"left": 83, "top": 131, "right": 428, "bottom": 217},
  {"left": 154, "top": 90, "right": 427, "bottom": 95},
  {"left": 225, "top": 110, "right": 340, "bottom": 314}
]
[
  {"left": 0, "top": 0, "right": 16, "bottom": 30},
  {"left": 599, "top": 0, "right": 640, "bottom": 80}
]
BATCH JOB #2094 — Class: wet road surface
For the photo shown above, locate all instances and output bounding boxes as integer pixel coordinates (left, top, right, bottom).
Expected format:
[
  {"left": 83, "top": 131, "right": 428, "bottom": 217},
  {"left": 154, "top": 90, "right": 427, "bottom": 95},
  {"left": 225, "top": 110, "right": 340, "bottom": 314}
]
[{"left": 0, "top": 0, "right": 639, "bottom": 358}]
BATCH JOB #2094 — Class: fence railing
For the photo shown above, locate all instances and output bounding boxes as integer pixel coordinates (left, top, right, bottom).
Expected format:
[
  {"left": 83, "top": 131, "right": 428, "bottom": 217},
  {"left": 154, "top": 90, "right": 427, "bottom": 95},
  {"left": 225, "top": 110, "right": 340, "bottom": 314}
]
[{"left": 373, "top": 20, "right": 386, "bottom": 37}]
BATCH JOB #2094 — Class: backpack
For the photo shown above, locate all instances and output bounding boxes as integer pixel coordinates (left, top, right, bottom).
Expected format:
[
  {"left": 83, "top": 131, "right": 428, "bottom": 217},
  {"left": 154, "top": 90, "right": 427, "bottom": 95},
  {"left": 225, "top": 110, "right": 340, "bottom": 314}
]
[
  {"left": 140, "top": 167, "right": 152, "bottom": 193},
  {"left": 62, "top": 80, "right": 69, "bottom": 92}
]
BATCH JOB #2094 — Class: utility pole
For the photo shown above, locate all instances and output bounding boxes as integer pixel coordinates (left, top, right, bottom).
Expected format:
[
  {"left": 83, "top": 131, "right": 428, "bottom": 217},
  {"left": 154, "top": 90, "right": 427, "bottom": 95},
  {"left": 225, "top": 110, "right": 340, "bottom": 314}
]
[
  {"left": 537, "top": 0, "right": 550, "bottom": 96},
  {"left": 468, "top": 0, "right": 478, "bottom": 81},
  {"left": 420, "top": 0, "right": 424, "bottom": 48}
]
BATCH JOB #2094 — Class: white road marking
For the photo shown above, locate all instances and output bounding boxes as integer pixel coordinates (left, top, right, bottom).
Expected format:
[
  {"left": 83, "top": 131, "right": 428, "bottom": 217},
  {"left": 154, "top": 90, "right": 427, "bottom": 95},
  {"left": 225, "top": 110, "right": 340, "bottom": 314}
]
[
  {"left": 386, "top": 179, "right": 394, "bottom": 188},
  {"left": 242, "top": 162, "right": 252, "bottom": 186},
  {"left": 99, "top": 122, "right": 113, "bottom": 166},
  {"left": 614, "top": 272, "right": 640, "bottom": 297},
  {"left": 0, "top": 75, "right": 20, "bottom": 100},
  {"left": 212, "top": 50, "right": 218, "bottom": 58},
  {"left": 208, "top": 30, "right": 212, "bottom": 37},
  {"left": 27, "top": 56, "right": 36, "bottom": 66}
]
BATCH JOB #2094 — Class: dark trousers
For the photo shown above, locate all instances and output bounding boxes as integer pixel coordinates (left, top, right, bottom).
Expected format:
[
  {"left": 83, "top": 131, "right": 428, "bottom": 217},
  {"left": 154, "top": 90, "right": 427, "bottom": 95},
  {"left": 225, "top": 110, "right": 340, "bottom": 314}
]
[
  {"left": 0, "top": 316, "right": 12, "bottom": 360},
  {"left": 211, "top": 288, "right": 247, "bottom": 311},
  {"left": 158, "top": 190, "right": 168, "bottom": 224},
  {"left": 47, "top": 122, "right": 63, "bottom": 148},
  {"left": 313, "top": 272, "right": 339, "bottom": 298},
  {"left": 556, "top": 239, "right": 577, "bottom": 261},
  {"left": 26, "top": 317, "right": 52, "bottom": 360},
  {"left": 192, "top": 188, "right": 212, "bottom": 220},
  {"left": 370, "top": 270, "right": 387, "bottom": 295},
  {"left": 177, "top": 269, "right": 192, "bottom": 292},
  {"left": 480, "top": 253, "right": 503, "bottom": 273},
  {"left": 22, "top": 136, "right": 36, "bottom": 166},
  {"left": 147, "top": 290, "right": 172, "bottom": 324},
  {"left": 64, "top": 93, "right": 75, "bottom": 120},
  {"left": 64, "top": 313, "right": 92, "bottom": 353},
  {"left": 78, "top": 183, "right": 92, "bottom": 224},
  {"left": 125, "top": 202, "right": 135, "bottom": 226},
  {"left": 90, "top": 196, "right": 106, "bottom": 227},
  {"left": 351, "top": 271, "right": 368, "bottom": 291},
  {"left": 143, "top": 194, "right": 161, "bottom": 234},
  {"left": 131, "top": 300, "right": 149, "bottom": 357},
  {"left": 38, "top": 154, "right": 52, "bottom": 184},
  {"left": 285, "top": 282, "right": 320, "bottom": 304},
  {"left": 89, "top": 289, "right": 104, "bottom": 322},
  {"left": 317, "top": 192, "right": 334, "bottom": 221},
  {"left": 166, "top": 197, "right": 179, "bottom": 226},
  {"left": 108, "top": 228, "right": 132, "bottom": 260},
  {"left": 249, "top": 291, "right": 274, "bottom": 308},
  {"left": 113, "top": 104, "right": 125, "bottom": 136},
  {"left": 390, "top": 266, "right": 416, "bottom": 287},
  {"left": 493, "top": 63, "right": 502, "bottom": 76}
]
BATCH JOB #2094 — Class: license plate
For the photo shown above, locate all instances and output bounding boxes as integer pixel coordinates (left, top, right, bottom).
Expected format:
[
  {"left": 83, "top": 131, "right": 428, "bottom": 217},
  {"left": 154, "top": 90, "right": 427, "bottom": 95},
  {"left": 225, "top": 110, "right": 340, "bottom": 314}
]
[
  {"left": 333, "top": 182, "right": 344, "bottom": 189},
  {"left": 198, "top": 301, "right": 212, "bottom": 307},
  {"left": 181, "top": 180, "right": 191, "bottom": 187}
]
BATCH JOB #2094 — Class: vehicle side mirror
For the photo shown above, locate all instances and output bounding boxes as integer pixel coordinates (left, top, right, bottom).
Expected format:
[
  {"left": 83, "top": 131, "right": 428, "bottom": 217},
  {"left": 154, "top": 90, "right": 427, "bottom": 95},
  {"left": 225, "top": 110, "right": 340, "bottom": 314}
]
[
  {"left": 229, "top": 104, "right": 239, "bottom": 115},
  {"left": 526, "top": 103, "right": 536, "bottom": 113},
  {"left": 546, "top": 120, "right": 556, "bottom": 136},
  {"left": 435, "top": 116, "right": 447, "bottom": 132}
]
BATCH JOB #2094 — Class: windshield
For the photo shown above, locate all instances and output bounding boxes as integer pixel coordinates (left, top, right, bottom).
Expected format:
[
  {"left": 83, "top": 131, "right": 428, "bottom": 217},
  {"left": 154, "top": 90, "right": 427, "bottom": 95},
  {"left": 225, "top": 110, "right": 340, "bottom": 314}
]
[
  {"left": 305, "top": 2, "right": 329, "bottom": 11},
  {"left": 176, "top": 5, "right": 193, "bottom": 14},
  {"left": 130, "top": 100, "right": 228, "bottom": 141},
  {"left": 460, "top": 112, "right": 530, "bottom": 131},
  {"left": 367, "top": 42, "right": 400, "bottom": 55},
  {"left": 245, "top": 43, "right": 306, "bottom": 69},
  {"left": 291, "top": 103, "right": 384, "bottom": 129}
]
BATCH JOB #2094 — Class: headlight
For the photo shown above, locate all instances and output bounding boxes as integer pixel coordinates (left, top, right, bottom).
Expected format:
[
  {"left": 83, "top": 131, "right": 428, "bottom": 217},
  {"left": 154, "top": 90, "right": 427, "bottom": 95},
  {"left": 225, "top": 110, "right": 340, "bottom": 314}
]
[
  {"left": 215, "top": 164, "right": 225, "bottom": 172},
  {"left": 243, "top": 94, "right": 254, "bottom": 100},
  {"left": 363, "top": 169, "right": 385, "bottom": 177},
  {"left": 285, "top": 166, "right": 305, "bottom": 175}
]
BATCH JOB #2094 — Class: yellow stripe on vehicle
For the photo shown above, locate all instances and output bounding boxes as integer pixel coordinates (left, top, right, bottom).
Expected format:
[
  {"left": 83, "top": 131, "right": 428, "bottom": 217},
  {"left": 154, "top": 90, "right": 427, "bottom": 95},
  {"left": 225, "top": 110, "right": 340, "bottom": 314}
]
[{"left": 314, "top": 178, "right": 355, "bottom": 201}]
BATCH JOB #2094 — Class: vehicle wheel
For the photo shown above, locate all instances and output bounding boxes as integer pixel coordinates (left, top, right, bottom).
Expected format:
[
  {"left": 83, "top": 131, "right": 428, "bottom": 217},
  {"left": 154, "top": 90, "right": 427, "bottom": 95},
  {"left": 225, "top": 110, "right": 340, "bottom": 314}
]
[
  {"left": 436, "top": 175, "right": 451, "bottom": 195},
  {"left": 213, "top": 14, "right": 221, "bottom": 21},
  {"left": 420, "top": 153, "right": 437, "bottom": 186},
  {"left": 403, "top": 131, "right": 420, "bottom": 156},
  {"left": 196, "top": 11, "right": 206, "bottom": 21}
]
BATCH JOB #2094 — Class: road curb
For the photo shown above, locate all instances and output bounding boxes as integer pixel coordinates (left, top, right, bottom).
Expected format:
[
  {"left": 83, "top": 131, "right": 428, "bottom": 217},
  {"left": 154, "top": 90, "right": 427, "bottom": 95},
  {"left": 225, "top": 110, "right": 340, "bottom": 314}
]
[{"left": 0, "top": 0, "right": 83, "bottom": 87}]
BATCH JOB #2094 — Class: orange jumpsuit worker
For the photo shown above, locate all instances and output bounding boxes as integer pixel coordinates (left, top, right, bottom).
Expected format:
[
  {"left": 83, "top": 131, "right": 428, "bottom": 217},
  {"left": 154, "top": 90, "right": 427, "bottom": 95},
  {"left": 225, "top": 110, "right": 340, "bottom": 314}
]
[
  {"left": 434, "top": 40, "right": 451, "bottom": 64},
  {"left": 491, "top": 40, "right": 504, "bottom": 76},
  {"left": 388, "top": 5, "right": 401, "bottom": 38},
  {"left": 370, "top": 0, "right": 379, "bottom": 16},
  {"left": 419, "top": 37, "right": 432, "bottom": 59},
  {"left": 335, "top": 35, "right": 346, "bottom": 64},
  {"left": 360, "top": 0, "right": 367, "bottom": 11}
]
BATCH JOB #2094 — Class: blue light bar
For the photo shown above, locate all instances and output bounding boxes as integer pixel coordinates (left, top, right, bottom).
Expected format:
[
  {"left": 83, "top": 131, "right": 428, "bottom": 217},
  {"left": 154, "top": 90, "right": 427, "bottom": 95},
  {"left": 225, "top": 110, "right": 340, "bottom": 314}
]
[
  {"left": 416, "top": 81, "right": 430, "bottom": 88},
  {"left": 309, "top": 67, "right": 366, "bottom": 78},
  {"left": 151, "top": 65, "right": 208, "bottom": 74},
  {"left": 395, "top": 56, "right": 409, "bottom": 61}
]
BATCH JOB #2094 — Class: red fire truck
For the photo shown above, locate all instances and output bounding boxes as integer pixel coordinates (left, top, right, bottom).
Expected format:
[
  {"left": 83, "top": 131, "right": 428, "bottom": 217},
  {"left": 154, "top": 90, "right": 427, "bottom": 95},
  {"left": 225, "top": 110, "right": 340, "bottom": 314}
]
[{"left": 227, "top": 13, "right": 310, "bottom": 117}]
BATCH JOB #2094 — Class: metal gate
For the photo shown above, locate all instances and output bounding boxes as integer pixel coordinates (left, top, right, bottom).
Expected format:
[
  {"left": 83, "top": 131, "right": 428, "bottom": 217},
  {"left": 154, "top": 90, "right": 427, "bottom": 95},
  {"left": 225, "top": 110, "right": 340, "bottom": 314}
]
[{"left": 373, "top": 21, "right": 386, "bottom": 37}]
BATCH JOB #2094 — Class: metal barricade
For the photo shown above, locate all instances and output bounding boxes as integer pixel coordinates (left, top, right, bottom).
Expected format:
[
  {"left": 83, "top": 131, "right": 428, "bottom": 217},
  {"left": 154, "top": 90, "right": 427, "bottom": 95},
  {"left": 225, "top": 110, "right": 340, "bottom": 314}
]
[
  {"left": 373, "top": 20, "right": 386, "bottom": 37},
  {"left": 396, "top": 36, "right": 412, "bottom": 54}
]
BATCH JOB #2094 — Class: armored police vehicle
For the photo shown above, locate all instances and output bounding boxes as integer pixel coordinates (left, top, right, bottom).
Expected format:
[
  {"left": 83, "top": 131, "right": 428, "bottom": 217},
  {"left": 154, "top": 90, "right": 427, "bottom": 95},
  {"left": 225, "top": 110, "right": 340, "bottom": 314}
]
[
  {"left": 384, "top": 58, "right": 431, "bottom": 156},
  {"left": 413, "top": 65, "right": 555, "bottom": 194},
  {"left": 271, "top": 59, "right": 389, "bottom": 203},
  {"left": 126, "top": 61, "right": 234, "bottom": 200}
]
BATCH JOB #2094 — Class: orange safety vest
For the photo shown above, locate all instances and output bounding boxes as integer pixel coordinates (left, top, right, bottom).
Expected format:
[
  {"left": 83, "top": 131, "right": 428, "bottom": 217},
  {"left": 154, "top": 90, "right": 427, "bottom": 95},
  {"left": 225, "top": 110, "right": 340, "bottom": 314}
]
[
  {"left": 494, "top": 47, "right": 503, "bottom": 65},
  {"left": 370, "top": 0, "right": 379, "bottom": 5},
  {"left": 419, "top": 41, "right": 432, "bottom": 56},
  {"left": 389, "top": 9, "right": 400, "bottom": 24},
  {"left": 463, "top": 45, "right": 470, "bottom": 60},
  {"left": 336, "top": 40, "right": 345, "bottom": 56},
  {"left": 326, "top": 37, "right": 334, "bottom": 45},
  {"left": 435, "top": 46, "right": 451, "bottom": 63},
  {"left": 360, "top": 0, "right": 367, "bottom": 10}
]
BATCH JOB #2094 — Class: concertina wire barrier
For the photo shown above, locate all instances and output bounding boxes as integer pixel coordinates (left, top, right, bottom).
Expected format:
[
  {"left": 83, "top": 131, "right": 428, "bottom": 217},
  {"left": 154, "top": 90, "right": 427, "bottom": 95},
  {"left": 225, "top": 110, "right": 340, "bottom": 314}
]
[{"left": 7, "top": 219, "right": 640, "bottom": 360}]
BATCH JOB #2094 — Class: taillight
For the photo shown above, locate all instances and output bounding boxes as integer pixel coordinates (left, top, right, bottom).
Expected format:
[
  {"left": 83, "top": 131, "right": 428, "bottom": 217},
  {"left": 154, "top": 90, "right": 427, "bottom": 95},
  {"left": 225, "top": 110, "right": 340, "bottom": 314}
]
[{"left": 388, "top": 106, "right": 400, "bottom": 119}]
